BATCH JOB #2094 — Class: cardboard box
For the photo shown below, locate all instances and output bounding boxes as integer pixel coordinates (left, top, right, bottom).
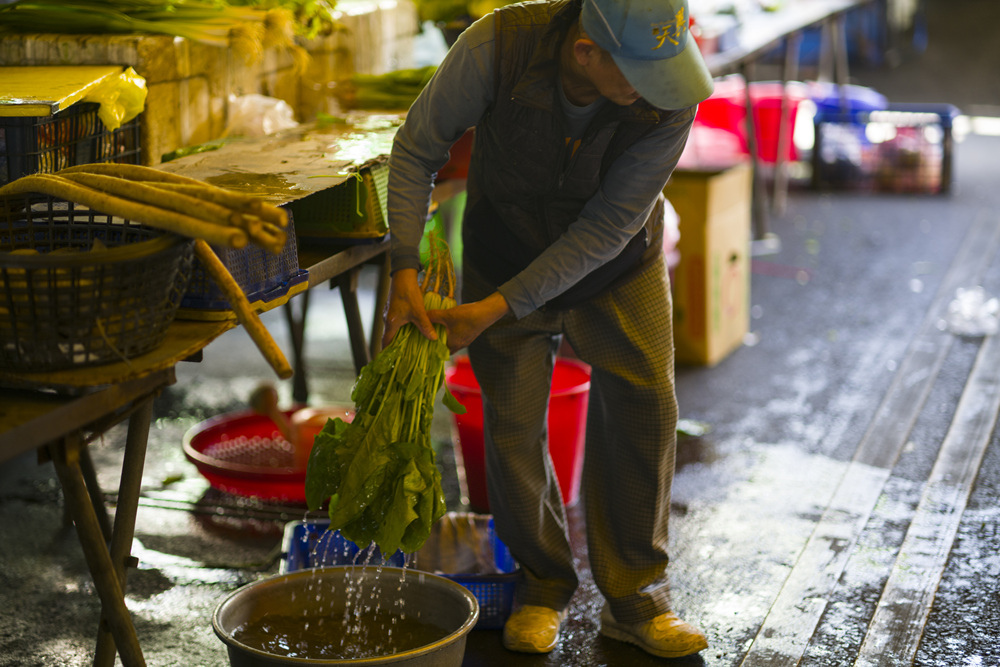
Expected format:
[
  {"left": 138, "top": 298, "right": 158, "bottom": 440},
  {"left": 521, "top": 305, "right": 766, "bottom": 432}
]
[{"left": 665, "top": 161, "right": 751, "bottom": 366}]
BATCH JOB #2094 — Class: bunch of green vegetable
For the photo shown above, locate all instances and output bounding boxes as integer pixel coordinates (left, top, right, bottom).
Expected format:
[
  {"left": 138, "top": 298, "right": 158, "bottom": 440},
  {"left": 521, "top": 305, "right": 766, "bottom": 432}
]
[
  {"left": 335, "top": 65, "right": 438, "bottom": 111},
  {"left": 305, "top": 237, "right": 466, "bottom": 555},
  {"left": 226, "top": 0, "right": 339, "bottom": 40}
]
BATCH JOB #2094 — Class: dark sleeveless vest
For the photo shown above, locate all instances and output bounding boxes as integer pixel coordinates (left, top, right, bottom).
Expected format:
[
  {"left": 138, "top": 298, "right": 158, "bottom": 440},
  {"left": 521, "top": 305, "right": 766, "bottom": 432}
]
[{"left": 463, "top": 0, "right": 673, "bottom": 309}]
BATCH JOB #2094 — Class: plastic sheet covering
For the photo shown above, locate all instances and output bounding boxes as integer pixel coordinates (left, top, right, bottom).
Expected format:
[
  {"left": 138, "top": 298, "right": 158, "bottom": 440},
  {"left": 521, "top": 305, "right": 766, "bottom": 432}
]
[
  {"left": 226, "top": 94, "right": 299, "bottom": 138},
  {"left": 415, "top": 512, "right": 505, "bottom": 575}
]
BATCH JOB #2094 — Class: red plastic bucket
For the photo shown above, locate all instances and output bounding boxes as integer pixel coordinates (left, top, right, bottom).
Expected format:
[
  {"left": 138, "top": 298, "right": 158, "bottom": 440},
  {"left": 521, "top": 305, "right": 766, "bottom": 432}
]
[
  {"left": 694, "top": 77, "right": 808, "bottom": 164},
  {"left": 445, "top": 356, "right": 591, "bottom": 512}
]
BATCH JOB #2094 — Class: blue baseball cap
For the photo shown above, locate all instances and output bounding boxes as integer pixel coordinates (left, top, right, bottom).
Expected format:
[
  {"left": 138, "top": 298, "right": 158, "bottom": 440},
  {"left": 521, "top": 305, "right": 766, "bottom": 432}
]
[{"left": 580, "top": 0, "right": 714, "bottom": 110}]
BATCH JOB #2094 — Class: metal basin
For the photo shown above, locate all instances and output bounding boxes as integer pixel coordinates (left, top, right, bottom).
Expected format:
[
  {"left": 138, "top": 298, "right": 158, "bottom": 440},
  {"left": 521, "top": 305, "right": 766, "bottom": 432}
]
[{"left": 213, "top": 566, "right": 479, "bottom": 666}]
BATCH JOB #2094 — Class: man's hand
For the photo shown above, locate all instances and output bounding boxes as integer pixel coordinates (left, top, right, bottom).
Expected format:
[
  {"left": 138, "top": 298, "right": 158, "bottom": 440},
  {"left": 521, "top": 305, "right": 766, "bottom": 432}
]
[
  {"left": 383, "top": 271, "right": 511, "bottom": 352},
  {"left": 382, "top": 268, "right": 437, "bottom": 348},
  {"left": 428, "top": 292, "right": 511, "bottom": 353}
]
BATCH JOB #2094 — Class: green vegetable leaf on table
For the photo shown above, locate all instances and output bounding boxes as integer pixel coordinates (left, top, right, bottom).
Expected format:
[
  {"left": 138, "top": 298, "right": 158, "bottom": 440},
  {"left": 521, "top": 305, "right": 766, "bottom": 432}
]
[{"left": 305, "top": 238, "right": 466, "bottom": 556}]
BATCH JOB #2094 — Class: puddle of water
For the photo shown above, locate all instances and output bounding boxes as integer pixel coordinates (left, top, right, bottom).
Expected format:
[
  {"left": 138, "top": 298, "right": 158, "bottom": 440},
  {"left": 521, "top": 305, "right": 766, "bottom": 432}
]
[{"left": 204, "top": 172, "right": 300, "bottom": 204}]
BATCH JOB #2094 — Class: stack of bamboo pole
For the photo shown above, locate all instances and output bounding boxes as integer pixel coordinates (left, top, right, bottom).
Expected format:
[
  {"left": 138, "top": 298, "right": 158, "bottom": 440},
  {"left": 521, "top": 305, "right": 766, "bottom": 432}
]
[{"left": 0, "top": 163, "right": 294, "bottom": 378}]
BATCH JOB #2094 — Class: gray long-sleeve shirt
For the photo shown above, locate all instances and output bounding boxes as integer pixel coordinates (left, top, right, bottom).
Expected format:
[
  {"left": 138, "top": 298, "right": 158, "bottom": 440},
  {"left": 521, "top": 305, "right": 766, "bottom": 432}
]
[{"left": 388, "top": 13, "right": 694, "bottom": 318}]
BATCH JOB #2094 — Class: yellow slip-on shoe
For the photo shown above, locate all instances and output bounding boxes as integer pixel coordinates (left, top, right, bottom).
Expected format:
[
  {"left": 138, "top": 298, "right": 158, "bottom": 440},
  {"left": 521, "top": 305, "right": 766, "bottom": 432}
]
[
  {"left": 599, "top": 605, "right": 709, "bottom": 658},
  {"left": 502, "top": 605, "right": 566, "bottom": 654}
]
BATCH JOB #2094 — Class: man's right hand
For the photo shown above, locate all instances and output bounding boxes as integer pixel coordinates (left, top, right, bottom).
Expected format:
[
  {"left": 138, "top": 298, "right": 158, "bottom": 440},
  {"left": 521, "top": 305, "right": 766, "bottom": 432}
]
[{"left": 381, "top": 268, "right": 438, "bottom": 348}]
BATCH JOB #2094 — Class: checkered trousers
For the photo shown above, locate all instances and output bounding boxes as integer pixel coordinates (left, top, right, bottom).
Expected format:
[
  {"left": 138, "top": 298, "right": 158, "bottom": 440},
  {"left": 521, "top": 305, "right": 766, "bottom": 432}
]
[{"left": 464, "top": 253, "right": 678, "bottom": 623}]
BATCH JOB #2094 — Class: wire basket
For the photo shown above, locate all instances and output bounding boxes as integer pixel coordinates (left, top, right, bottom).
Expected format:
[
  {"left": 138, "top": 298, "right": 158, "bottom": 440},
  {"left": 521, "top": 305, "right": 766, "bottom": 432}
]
[
  {"left": 812, "top": 103, "right": 959, "bottom": 194},
  {"left": 0, "top": 102, "right": 142, "bottom": 186},
  {"left": 0, "top": 192, "right": 194, "bottom": 372}
]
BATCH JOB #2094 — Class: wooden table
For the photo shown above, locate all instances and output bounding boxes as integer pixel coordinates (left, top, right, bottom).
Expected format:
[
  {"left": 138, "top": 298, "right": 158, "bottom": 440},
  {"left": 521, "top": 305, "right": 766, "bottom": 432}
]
[
  {"left": 0, "top": 111, "right": 400, "bottom": 662},
  {"left": 157, "top": 116, "right": 402, "bottom": 403},
  {"left": 0, "top": 227, "right": 392, "bottom": 665},
  {"left": 0, "top": 365, "right": 182, "bottom": 667}
]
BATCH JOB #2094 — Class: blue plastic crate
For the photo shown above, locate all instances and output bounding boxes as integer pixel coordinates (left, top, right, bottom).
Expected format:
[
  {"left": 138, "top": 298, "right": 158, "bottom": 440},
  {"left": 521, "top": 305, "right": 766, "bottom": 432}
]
[
  {"left": 812, "top": 103, "right": 960, "bottom": 194},
  {"left": 280, "top": 519, "right": 406, "bottom": 572},
  {"left": 280, "top": 515, "right": 518, "bottom": 630},
  {"left": 179, "top": 206, "right": 307, "bottom": 314}
]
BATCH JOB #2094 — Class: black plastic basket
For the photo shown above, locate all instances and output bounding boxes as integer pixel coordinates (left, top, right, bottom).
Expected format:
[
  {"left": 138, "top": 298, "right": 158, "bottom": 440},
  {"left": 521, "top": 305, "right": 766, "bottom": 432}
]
[
  {"left": 0, "top": 102, "right": 142, "bottom": 186},
  {"left": 0, "top": 193, "right": 194, "bottom": 372}
]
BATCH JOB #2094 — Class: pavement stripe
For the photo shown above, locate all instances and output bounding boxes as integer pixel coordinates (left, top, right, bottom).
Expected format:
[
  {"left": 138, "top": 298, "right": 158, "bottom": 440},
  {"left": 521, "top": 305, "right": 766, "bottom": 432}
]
[
  {"left": 854, "top": 332, "right": 1000, "bottom": 666},
  {"left": 855, "top": 207, "right": 1000, "bottom": 469},
  {"left": 738, "top": 462, "right": 890, "bottom": 666},
  {"left": 739, "top": 210, "right": 1000, "bottom": 667}
]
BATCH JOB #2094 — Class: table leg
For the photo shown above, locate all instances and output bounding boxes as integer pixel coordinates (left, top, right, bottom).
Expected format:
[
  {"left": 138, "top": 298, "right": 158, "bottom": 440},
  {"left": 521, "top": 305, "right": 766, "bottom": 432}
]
[
  {"left": 773, "top": 30, "right": 803, "bottom": 217},
  {"left": 79, "top": 445, "right": 113, "bottom": 543},
  {"left": 337, "top": 267, "right": 372, "bottom": 375},
  {"left": 94, "top": 398, "right": 154, "bottom": 667},
  {"left": 369, "top": 252, "right": 390, "bottom": 359},
  {"left": 818, "top": 13, "right": 851, "bottom": 87},
  {"left": 832, "top": 13, "right": 851, "bottom": 88},
  {"left": 740, "top": 61, "right": 770, "bottom": 244},
  {"left": 284, "top": 290, "right": 311, "bottom": 404},
  {"left": 50, "top": 435, "right": 146, "bottom": 667}
]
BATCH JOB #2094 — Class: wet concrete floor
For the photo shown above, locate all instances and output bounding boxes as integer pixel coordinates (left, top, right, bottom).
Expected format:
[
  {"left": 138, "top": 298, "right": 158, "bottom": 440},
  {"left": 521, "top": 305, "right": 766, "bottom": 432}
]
[{"left": 3, "top": 1, "right": 1000, "bottom": 665}]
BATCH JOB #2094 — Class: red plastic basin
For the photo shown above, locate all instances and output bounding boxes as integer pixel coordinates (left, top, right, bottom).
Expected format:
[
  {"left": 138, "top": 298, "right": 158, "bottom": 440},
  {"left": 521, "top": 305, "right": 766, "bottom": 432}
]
[
  {"left": 182, "top": 406, "right": 352, "bottom": 503},
  {"left": 445, "top": 356, "right": 591, "bottom": 512}
]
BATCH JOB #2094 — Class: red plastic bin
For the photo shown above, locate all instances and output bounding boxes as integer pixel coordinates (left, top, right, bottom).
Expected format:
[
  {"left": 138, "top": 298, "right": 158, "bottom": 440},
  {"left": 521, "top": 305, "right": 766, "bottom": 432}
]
[
  {"left": 445, "top": 356, "right": 591, "bottom": 512},
  {"left": 695, "top": 77, "right": 809, "bottom": 164}
]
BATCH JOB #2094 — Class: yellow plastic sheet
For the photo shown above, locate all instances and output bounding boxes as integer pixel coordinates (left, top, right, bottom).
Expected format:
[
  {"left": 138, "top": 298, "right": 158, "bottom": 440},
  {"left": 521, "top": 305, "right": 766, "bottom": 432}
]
[{"left": 82, "top": 67, "right": 148, "bottom": 131}]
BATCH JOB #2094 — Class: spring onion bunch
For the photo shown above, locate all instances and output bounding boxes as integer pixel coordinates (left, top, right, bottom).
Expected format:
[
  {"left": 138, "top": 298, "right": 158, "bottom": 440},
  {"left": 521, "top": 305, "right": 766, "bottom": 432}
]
[
  {"left": 335, "top": 65, "right": 438, "bottom": 111},
  {"left": 0, "top": 0, "right": 323, "bottom": 68},
  {"left": 227, "top": 0, "right": 338, "bottom": 40},
  {"left": 305, "top": 236, "right": 466, "bottom": 555}
]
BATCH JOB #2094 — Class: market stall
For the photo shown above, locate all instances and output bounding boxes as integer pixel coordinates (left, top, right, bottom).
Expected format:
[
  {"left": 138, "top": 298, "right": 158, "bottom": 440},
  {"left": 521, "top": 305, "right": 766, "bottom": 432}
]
[
  {"left": 691, "top": 0, "right": 882, "bottom": 244},
  {"left": 0, "top": 2, "right": 914, "bottom": 665},
  {"left": 0, "top": 64, "right": 404, "bottom": 667}
]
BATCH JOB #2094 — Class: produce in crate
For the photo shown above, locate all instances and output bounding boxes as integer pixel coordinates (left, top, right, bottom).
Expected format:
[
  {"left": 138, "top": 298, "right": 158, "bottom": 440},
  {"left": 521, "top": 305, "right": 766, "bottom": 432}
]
[{"left": 305, "top": 236, "right": 467, "bottom": 555}]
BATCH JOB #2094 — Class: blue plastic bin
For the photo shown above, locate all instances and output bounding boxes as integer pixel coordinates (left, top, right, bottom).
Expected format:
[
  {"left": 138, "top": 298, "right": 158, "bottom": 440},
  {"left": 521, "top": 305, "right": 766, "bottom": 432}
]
[
  {"left": 812, "top": 103, "right": 960, "bottom": 194},
  {"left": 808, "top": 82, "right": 888, "bottom": 115},
  {"left": 280, "top": 515, "right": 518, "bottom": 629},
  {"left": 179, "top": 207, "right": 308, "bottom": 313}
]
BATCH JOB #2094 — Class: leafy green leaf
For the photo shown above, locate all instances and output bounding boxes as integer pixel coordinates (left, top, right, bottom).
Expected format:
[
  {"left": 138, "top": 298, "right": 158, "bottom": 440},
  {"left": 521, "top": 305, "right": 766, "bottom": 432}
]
[
  {"left": 304, "top": 417, "right": 350, "bottom": 510},
  {"left": 441, "top": 386, "right": 467, "bottom": 415}
]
